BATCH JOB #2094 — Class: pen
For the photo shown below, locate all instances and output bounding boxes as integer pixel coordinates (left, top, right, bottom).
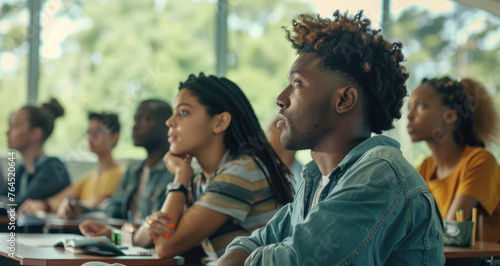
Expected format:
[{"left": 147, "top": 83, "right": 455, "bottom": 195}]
[
  {"left": 472, "top": 207, "right": 477, "bottom": 246},
  {"left": 127, "top": 210, "right": 133, "bottom": 224},
  {"left": 67, "top": 195, "right": 75, "bottom": 211}
]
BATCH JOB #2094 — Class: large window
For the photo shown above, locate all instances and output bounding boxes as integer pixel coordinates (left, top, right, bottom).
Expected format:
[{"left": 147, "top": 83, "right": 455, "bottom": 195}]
[
  {"left": 0, "top": 2, "right": 28, "bottom": 155},
  {"left": 1, "top": 0, "right": 499, "bottom": 169}
]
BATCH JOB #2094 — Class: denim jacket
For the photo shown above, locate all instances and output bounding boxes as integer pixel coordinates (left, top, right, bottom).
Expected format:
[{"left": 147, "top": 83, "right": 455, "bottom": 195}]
[
  {"left": 226, "top": 136, "right": 445, "bottom": 265},
  {"left": 104, "top": 159, "right": 174, "bottom": 221}
]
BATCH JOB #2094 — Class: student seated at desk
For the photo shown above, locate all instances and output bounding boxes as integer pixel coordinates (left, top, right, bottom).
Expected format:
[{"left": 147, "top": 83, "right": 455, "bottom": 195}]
[
  {"left": 80, "top": 74, "right": 293, "bottom": 260},
  {"left": 408, "top": 77, "right": 500, "bottom": 243},
  {"left": 218, "top": 11, "right": 445, "bottom": 265},
  {"left": 2, "top": 98, "right": 70, "bottom": 206},
  {"left": 19, "top": 112, "right": 124, "bottom": 218},
  {"left": 77, "top": 100, "right": 174, "bottom": 224}
]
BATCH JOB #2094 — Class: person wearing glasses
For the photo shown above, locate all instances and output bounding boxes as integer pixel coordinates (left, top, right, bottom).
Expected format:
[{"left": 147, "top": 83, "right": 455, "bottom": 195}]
[{"left": 19, "top": 112, "right": 124, "bottom": 218}]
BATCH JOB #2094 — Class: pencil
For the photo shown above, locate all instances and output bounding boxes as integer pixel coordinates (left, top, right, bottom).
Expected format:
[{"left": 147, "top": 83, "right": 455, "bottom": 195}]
[
  {"left": 472, "top": 207, "right": 477, "bottom": 246},
  {"left": 456, "top": 210, "right": 460, "bottom": 222},
  {"left": 127, "top": 210, "right": 134, "bottom": 224},
  {"left": 67, "top": 195, "right": 75, "bottom": 211}
]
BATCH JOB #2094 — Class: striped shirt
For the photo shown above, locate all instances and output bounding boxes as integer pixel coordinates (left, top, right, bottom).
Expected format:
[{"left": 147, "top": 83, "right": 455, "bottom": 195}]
[{"left": 191, "top": 151, "right": 280, "bottom": 259}]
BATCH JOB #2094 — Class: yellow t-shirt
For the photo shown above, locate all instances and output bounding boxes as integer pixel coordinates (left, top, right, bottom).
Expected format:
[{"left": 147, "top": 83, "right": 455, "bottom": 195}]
[
  {"left": 418, "top": 146, "right": 500, "bottom": 243},
  {"left": 73, "top": 165, "right": 125, "bottom": 202}
]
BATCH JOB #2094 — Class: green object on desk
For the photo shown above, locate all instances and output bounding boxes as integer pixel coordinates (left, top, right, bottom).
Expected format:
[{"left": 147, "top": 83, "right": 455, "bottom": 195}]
[
  {"left": 443, "top": 220, "right": 475, "bottom": 247},
  {"left": 111, "top": 229, "right": 121, "bottom": 246}
]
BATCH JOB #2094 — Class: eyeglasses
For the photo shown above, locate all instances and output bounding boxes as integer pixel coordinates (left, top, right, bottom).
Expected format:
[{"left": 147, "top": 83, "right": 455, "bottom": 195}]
[{"left": 87, "top": 129, "right": 111, "bottom": 137}]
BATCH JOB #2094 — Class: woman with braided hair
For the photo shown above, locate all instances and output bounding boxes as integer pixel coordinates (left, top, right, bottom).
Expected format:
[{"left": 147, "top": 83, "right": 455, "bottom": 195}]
[
  {"left": 408, "top": 77, "right": 500, "bottom": 243},
  {"left": 218, "top": 10, "right": 444, "bottom": 265}
]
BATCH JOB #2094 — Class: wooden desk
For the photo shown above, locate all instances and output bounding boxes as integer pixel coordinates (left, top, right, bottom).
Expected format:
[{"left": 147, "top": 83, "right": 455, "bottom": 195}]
[
  {"left": 444, "top": 241, "right": 500, "bottom": 258},
  {"left": 0, "top": 233, "right": 184, "bottom": 266}
]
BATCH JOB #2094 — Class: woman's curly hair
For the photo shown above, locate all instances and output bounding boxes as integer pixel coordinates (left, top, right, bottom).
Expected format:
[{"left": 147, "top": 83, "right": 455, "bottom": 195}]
[
  {"left": 460, "top": 78, "right": 499, "bottom": 147},
  {"left": 283, "top": 11, "right": 409, "bottom": 134},
  {"left": 422, "top": 77, "right": 481, "bottom": 147}
]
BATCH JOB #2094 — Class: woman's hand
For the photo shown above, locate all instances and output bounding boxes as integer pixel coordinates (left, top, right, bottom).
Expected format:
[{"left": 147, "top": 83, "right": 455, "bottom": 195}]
[
  {"left": 121, "top": 222, "right": 141, "bottom": 234},
  {"left": 163, "top": 152, "right": 194, "bottom": 186},
  {"left": 18, "top": 199, "right": 47, "bottom": 216},
  {"left": 57, "top": 197, "right": 84, "bottom": 219},
  {"left": 144, "top": 211, "right": 175, "bottom": 239},
  {"left": 79, "top": 220, "right": 112, "bottom": 239}
]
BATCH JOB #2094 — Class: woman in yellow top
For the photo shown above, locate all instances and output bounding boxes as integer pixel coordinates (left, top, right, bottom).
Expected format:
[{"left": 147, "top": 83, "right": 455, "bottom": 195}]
[
  {"left": 407, "top": 77, "right": 500, "bottom": 243},
  {"left": 19, "top": 112, "right": 125, "bottom": 218}
]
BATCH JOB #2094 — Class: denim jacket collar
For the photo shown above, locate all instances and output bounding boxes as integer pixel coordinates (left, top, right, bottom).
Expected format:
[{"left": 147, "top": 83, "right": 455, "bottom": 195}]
[
  {"left": 131, "top": 157, "right": 167, "bottom": 177},
  {"left": 301, "top": 135, "right": 400, "bottom": 179}
]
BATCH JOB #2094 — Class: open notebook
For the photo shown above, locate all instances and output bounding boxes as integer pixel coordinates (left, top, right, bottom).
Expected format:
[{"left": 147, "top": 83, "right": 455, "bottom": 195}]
[
  {"left": 54, "top": 236, "right": 152, "bottom": 256},
  {"left": 17, "top": 211, "right": 110, "bottom": 227}
]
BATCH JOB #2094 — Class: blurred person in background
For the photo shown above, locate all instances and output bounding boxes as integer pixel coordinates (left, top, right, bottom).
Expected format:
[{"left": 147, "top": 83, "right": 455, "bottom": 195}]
[
  {"left": 2, "top": 98, "right": 70, "bottom": 206},
  {"left": 19, "top": 112, "right": 124, "bottom": 218},
  {"left": 408, "top": 77, "right": 500, "bottom": 243},
  {"left": 78, "top": 99, "right": 175, "bottom": 228}
]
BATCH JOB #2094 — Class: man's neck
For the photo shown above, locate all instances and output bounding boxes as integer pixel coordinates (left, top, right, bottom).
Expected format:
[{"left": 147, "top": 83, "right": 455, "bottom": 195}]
[
  {"left": 311, "top": 134, "right": 369, "bottom": 176},
  {"left": 145, "top": 146, "right": 169, "bottom": 169}
]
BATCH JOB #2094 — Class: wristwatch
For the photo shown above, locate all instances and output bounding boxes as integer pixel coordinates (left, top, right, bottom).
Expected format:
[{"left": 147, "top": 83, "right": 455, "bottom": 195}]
[{"left": 167, "top": 182, "right": 188, "bottom": 197}]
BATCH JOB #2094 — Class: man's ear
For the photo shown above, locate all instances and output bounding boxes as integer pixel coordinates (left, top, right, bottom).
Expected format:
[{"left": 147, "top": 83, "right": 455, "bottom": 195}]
[
  {"left": 333, "top": 86, "right": 359, "bottom": 114},
  {"left": 443, "top": 109, "right": 458, "bottom": 126},
  {"left": 213, "top": 112, "right": 232, "bottom": 134}
]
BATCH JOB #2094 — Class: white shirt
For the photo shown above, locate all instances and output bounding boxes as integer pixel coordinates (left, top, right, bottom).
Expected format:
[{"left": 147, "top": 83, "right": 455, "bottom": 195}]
[{"left": 311, "top": 170, "right": 334, "bottom": 209}]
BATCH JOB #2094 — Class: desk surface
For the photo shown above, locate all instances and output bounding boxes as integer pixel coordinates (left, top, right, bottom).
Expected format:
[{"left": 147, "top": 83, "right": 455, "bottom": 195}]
[
  {"left": 444, "top": 241, "right": 500, "bottom": 258},
  {"left": 0, "top": 233, "right": 183, "bottom": 266}
]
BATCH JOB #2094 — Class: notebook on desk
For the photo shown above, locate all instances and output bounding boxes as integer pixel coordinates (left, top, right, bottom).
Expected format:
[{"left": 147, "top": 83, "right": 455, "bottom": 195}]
[
  {"left": 16, "top": 214, "right": 46, "bottom": 226},
  {"left": 54, "top": 236, "right": 152, "bottom": 256},
  {"left": 17, "top": 211, "right": 124, "bottom": 227}
]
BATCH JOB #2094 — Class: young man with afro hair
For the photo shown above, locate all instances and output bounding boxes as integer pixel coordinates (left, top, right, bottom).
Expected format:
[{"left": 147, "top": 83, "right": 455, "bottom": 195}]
[{"left": 218, "top": 11, "right": 445, "bottom": 265}]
